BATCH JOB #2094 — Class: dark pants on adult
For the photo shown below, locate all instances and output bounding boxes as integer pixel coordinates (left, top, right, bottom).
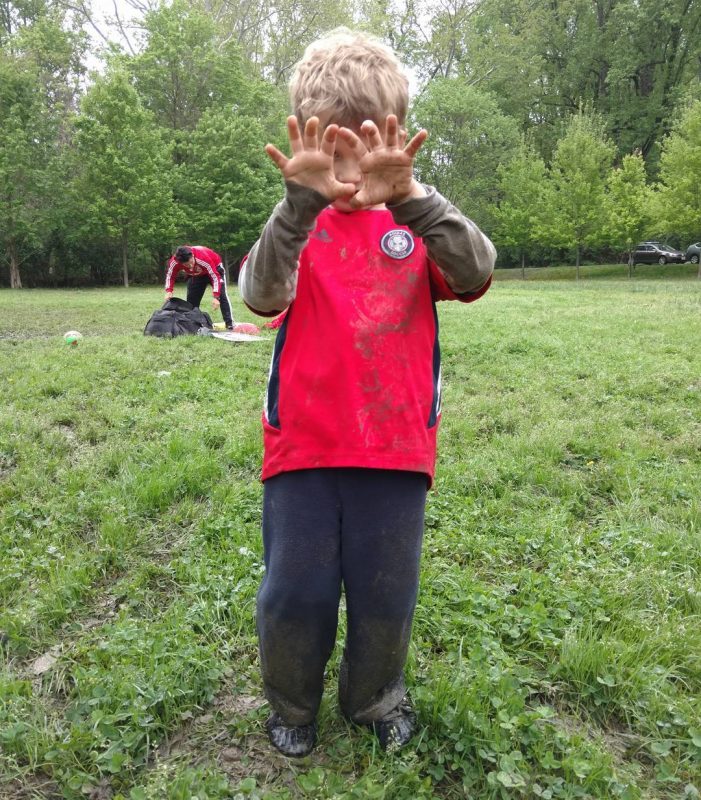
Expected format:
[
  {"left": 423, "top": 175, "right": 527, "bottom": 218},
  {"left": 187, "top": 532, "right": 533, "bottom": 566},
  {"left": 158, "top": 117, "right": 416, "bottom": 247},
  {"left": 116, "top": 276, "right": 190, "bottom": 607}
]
[
  {"left": 256, "top": 468, "right": 427, "bottom": 726},
  {"left": 186, "top": 264, "right": 234, "bottom": 328}
]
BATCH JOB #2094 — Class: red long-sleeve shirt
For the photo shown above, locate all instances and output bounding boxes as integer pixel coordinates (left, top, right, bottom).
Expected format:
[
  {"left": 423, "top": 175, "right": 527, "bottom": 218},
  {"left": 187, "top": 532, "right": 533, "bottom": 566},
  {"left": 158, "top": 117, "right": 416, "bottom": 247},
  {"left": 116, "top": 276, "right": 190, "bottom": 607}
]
[
  {"left": 165, "top": 246, "right": 222, "bottom": 297},
  {"left": 244, "top": 208, "right": 491, "bottom": 486}
]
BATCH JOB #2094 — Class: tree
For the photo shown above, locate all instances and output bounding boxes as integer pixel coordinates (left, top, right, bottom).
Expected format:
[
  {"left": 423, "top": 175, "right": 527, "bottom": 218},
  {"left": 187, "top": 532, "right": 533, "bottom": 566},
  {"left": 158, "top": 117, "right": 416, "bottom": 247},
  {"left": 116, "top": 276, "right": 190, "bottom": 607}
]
[
  {"left": 648, "top": 100, "right": 701, "bottom": 278},
  {"left": 0, "top": 1, "right": 85, "bottom": 288},
  {"left": 412, "top": 78, "right": 520, "bottom": 231},
  {"left": 492, "top": 143, "right": 553, "bottom": 277},
  {"left": 605, "top": 152, "right": 649, "bottom": 277},
  {"left": 353, "top": 0, "right": 422, "bottom": 67},
  {"left": 421, "top": 0, "right": 701, "bottom": 164},
  {"left": 178, "top": 107, "right": 283, "bottom": 261},
  {"left": 75, "top": 66, "right": 179, "bottom": 287},
  {"left": 549, "top": 112, "right": 615, "bottom": 277},
  {"left": 0, "top": 52, "right": 58, "bottom": 288},
  {"left": 604, "top": 0, "right": 701, "bottom": 163},
  {"left": 128, "top": 0, "right": 249, "bottom": 136},
  {"left": 125, "top": 0, "right": 288, "bottom": 187},
  {"left": 410, "top": 0, "right": 477, "bottom": 81},
  {"left": 213, "top": 0, "right": 353, "bottom": 86}
]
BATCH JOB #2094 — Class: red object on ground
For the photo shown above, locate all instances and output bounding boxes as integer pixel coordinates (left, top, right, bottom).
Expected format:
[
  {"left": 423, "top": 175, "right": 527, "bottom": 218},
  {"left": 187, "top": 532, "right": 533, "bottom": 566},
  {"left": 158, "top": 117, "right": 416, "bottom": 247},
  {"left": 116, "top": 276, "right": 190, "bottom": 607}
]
[{"left": 233, "top": 322, "right": 260, "bottom": 335}]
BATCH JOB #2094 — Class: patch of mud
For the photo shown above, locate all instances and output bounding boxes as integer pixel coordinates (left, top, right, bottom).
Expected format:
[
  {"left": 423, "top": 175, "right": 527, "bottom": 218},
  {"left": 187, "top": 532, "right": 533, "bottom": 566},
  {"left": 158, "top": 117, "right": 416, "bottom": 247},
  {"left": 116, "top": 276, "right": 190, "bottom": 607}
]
[
  {"left": 0, "top": 774, "right": 61, "bottom": 800},
  {"left": 544, "top": 702, "right": 647, "bottom": 770},
  {"left": 30, "top": 645, "right": 62, "bottom": 676},
  {"left": 157, "top": 687, "right": 273, "bottom": 781},
  {"left": 150, "top": 680, "right": 356, "bottom": 796},
  {"left": 0, "top": 454, "right": 16, "bottom": 481},
  {"left": 57, "top": 424, "right": 78, "bottom": 443},
  {"left": 153, "top": 684, "right": 321, "bottom": 793}
]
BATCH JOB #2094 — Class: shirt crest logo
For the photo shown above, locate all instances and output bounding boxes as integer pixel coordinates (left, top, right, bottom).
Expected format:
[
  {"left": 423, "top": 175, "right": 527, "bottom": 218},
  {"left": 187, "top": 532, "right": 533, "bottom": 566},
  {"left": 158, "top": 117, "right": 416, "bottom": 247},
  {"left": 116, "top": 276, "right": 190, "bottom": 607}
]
[{"left": 380, "top": 229, "right": 414, "bottom": 260}]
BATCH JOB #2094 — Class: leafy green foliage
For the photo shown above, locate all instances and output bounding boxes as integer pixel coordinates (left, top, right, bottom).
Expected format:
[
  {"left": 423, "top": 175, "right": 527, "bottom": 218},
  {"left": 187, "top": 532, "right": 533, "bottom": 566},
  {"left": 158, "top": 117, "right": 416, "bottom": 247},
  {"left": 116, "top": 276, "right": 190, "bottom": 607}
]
[
  {"left": 215, "top": 0, "right": 353, "bottom": 87},
  {"left": 74, "top": 66, "right": 180, "bottom": 285},
  {"left": 549, "top": 113, "right": 616, "bottom": 270},
  {"left": 128, "top": 0, "right": 247, "bottom": 134},
  {"left": 423, "top": 0, "right": 701, "bottom": 163},
  {"left": 605, "top": 153, "right": 650, "bottom": 255},
  {"left": 0, "top": 46, "right": 56, "bottom": 286},
  {"left": 5, "top": 0, "right": 701, "bottom": 285},
  {"left": 178, "top": 108, "right": 283, "bottom": 256},
  {"left": 412, "top": 79, "right": 520, "bottom": 230},
  {"left": 648, "top": 101, "right": 701, "bottom": 241},
  {"left": 492, "top": 143, "right": 554, "bottom": 270}
]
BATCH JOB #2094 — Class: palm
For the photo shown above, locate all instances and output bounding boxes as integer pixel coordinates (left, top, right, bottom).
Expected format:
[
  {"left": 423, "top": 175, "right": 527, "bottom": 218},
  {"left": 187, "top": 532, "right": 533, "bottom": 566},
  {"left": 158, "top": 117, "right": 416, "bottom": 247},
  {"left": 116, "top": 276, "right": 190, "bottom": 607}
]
[
  {"left": 265, "top": 116, "right": 356, "bottom": 202},
  {"left": 358, "top": 150, "right": 416, "bottom": 206},
  {"left": 341, "top": 115, "right": 428, "bottom": 208},
  {"left": 279, "top": 150, "right": 344, "bottom": 198}
]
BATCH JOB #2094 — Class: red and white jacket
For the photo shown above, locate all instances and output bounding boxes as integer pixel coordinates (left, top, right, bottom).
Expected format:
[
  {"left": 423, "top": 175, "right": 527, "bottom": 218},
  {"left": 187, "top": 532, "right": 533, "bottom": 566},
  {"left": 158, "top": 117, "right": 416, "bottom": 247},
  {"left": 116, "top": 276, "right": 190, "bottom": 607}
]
[{"left": 165, "top": 245, "right": 223, "bottom": 297}]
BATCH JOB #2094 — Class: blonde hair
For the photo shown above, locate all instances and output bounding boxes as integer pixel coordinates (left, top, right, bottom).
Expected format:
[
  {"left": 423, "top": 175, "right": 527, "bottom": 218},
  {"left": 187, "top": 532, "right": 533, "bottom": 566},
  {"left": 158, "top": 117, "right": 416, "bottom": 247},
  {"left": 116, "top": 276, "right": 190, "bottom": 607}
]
[{"left": 290, "top": 28, "right": 409, "bottom": 129}]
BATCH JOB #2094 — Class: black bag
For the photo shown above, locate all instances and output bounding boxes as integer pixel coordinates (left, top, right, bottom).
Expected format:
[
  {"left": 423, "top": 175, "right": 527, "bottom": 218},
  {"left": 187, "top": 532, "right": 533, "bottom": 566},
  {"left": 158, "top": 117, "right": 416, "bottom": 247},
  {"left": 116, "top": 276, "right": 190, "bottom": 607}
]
[{"left": 144, "top": 298, "right": 213, "bottom": 337}]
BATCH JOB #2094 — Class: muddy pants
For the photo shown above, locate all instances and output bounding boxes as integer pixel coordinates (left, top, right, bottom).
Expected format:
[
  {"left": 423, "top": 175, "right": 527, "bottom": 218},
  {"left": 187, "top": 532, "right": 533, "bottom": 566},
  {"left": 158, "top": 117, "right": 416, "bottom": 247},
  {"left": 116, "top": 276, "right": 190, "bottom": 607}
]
[
  {"left": 257, "top": 467, "right": 426, "bottom": 726},
  {"left": 186, "top": 264, "right": 234, "bottom": 328}
]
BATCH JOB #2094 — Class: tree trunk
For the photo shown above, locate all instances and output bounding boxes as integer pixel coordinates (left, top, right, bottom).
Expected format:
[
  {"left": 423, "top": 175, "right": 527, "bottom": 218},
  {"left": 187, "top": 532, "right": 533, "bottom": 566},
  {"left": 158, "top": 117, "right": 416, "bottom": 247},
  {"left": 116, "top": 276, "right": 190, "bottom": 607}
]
[
  {"left": 575, "top": 245, "right": 581, "bottom": 281},
  {"left": 8, "top": 241, "right": 22, "bottom": 289},
  {"left": 521, "top": 251, "right": 525, "bottom": 280},
  {"left": 49, "top": 247, "right": 58, "bottom": 288},
  {"left": 628, "top": 251, "right": 634, "bottom": 279},
  {"left": 122, "top": 232, "right": 129, "bottom": 288}
]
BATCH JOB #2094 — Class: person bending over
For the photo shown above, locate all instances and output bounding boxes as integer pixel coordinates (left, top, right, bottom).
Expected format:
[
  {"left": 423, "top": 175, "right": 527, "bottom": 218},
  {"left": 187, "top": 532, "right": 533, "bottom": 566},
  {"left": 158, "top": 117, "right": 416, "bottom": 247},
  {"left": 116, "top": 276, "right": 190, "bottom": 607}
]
[{"left": 165, "top": 245, "right": 234, "bottom": 330}]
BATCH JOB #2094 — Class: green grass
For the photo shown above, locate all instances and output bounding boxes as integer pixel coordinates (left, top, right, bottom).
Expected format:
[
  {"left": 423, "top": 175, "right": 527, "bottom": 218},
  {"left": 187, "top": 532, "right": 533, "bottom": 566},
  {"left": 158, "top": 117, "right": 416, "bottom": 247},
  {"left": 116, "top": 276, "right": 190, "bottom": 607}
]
[{"left": 0, "top": 277, "right": 700, "bottom": 799}]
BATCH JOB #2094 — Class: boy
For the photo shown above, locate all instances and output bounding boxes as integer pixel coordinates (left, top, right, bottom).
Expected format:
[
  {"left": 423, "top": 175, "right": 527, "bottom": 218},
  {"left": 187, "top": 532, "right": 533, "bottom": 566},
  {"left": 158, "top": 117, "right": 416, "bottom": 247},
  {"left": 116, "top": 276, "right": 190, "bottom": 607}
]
[
  {"left": 239, "top": 28, "right": 496, "bottom": 757},
  {"left": 164, "top": 245, "right": 235, "bottom": 329}
]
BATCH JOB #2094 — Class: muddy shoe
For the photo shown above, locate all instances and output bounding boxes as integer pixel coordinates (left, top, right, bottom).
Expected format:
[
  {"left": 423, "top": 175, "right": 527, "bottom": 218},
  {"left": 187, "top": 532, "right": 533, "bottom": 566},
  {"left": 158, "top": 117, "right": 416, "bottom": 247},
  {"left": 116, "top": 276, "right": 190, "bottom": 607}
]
[
  {"left": 265, "top": 712, "right": 316, "bottom": 757},
  {"left": 371, "top": 699, "right": 416, "bottom": 752}
]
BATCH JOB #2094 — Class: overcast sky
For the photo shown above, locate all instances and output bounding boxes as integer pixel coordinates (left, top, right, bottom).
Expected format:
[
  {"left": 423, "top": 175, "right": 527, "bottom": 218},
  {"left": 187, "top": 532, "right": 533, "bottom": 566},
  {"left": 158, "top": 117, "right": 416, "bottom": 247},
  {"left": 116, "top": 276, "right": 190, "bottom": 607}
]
[{"left": 85, "top": 0, "right": 143, "bottom": 63}]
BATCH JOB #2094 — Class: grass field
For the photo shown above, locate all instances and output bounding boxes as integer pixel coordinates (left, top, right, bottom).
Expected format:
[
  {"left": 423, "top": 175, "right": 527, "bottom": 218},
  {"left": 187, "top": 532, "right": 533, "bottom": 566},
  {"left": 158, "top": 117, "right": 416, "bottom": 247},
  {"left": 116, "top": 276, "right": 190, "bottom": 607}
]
[{"left": 1, "top": 268, "right": 700, "bottom": 799}]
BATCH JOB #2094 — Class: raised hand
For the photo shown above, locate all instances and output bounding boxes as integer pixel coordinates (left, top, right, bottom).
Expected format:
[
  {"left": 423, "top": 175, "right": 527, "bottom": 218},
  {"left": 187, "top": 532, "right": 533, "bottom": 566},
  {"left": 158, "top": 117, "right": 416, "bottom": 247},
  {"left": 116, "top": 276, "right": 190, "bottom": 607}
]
[
  {"left": 338, "top": 115, "right": 428, "bottom": 209},
  {"left": 265, "top": 116, "right": 357, "bottom": 202}
]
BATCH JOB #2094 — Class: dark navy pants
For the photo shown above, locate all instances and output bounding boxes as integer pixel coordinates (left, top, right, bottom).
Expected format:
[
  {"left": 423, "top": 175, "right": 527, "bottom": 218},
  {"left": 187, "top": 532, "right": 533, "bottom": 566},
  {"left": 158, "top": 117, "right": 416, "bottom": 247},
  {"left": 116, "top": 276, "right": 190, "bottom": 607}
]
[
  {"left": 186, "top": 264, "right": 234, "bottom": 327},
  {"left": 257, "top": 468, "right": 427, "bottom": 726}
]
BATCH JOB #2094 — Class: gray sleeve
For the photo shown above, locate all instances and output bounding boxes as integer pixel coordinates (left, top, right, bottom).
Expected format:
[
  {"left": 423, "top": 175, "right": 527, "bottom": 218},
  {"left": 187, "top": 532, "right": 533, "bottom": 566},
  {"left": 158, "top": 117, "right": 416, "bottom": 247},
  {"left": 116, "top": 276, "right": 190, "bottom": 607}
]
[
  {"left": 239, "top": 181, "right": 329, "bottom": 314},
  {"left": 388, "top": 186, "right": 496, "bottom": 294}
]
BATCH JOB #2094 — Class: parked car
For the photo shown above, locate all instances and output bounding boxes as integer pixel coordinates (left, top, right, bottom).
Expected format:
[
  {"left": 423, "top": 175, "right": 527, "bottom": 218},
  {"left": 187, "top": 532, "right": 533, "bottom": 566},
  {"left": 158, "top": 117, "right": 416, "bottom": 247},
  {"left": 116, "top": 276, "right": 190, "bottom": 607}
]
[
  {"left": 632, "top": 242, "right": 685, "bottom": 265},
  {"left": 685, "top": 242, "right": 701, "bottom": 264}
]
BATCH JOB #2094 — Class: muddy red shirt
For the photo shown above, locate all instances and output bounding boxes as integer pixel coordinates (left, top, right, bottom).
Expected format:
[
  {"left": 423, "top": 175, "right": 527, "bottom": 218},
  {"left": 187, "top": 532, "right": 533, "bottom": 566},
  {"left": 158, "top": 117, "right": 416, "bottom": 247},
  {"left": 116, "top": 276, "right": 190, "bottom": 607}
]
[
  {"left": 256, "top": 207, "right": 490, "bottom": 485},
  {"left": 165, "top": 245, "right": 222, "bottom": 297}
]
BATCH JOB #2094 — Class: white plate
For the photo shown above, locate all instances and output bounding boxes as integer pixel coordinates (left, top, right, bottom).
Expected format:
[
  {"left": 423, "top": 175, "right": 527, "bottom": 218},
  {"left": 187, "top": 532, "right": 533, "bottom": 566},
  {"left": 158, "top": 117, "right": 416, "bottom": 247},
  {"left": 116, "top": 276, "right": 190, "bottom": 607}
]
[{"left": 211, "top": 331, "right": 265, "bottom": 342}]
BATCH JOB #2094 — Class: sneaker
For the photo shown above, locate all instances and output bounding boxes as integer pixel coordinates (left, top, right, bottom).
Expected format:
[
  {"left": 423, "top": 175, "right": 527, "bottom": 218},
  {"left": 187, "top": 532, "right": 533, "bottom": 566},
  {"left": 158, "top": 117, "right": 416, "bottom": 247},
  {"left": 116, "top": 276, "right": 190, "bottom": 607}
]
[
  {"left": 265, "top": 712, "right": 316, "bottom": 757},
  {"left": 225, "top": 325, "right": 234, "bottom": 331},
  {"left": 371, "top": 699, "right": 416, "bottom": 752}
]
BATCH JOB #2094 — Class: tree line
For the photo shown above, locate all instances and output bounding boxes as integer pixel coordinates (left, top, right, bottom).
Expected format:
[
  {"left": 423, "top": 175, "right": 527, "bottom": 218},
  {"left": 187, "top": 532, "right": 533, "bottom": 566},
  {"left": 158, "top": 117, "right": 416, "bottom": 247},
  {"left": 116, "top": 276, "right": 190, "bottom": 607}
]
[{"left": 2, "top": 0, "right": 700, "bottom": 288}]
